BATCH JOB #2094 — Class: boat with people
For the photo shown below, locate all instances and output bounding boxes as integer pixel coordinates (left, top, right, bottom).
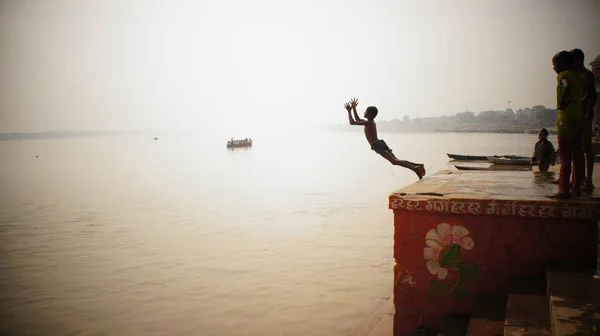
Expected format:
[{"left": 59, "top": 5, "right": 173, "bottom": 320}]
[{"left": 226, "top": 137, "right": 252, "bottom": 148}]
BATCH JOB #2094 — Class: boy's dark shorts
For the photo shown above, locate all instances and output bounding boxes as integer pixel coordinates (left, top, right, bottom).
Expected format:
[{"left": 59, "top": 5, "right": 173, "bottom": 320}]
[{"left": 371, "top": 139, "right": 393, "bottom": 155}]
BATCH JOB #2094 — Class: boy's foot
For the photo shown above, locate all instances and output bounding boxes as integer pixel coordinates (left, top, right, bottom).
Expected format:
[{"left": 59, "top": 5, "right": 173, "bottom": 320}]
[
  {"left": 413, "top": 167, "right": 423, "bottom": 180},
  {"left": 417, "top": 164, "right": 426, "bottom": 177}
]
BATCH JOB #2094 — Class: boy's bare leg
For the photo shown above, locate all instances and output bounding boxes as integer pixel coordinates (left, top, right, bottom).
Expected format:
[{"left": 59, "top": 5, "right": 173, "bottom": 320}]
[
  {"left": 390, "top": 153, "right": 426, "bottom": 177},
  {"left": 381, "top": 152, "right": 425, "bottom": 179}
]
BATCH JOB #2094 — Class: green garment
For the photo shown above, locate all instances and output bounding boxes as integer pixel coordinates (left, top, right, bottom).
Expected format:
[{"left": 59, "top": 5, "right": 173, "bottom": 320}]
[{"left": 556, "top": 70, "right": 584, "bottom": 138}]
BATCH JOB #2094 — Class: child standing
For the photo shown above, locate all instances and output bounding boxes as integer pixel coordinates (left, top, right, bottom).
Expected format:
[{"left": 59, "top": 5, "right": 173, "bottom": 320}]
[
  {"left": 532, "top": 128, "right": 556, "bottom": 172},
  {"left": 550, "top": 51, "right": 584, "bottom": 198}
]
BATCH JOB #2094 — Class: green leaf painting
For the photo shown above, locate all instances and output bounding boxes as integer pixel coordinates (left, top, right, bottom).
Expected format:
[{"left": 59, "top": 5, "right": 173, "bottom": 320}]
[{"left": 423, "top": 223, "right": 478, "bottom": 301}]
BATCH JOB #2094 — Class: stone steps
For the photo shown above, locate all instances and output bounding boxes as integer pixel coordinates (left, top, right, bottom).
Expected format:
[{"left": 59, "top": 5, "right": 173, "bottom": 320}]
[
  {"left": 460, "top": 272, "right": 597, "bottom": 336},
  {"left": 466, "top": 294, "right": 507, "bottom": 336},
  {"left": 504, "top": 276, "right": 551, "bottom": 336},
  {"left": 547, "top": 270, "right": 600, "bottom": 335},
  {"left": 357, "top": 271, "right": 600, "bottom": 335}
]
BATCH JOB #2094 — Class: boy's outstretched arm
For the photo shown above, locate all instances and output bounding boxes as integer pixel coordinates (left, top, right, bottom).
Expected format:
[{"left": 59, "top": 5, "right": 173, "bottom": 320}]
[
  {"left": 350, "top": 98, "right": 363, "bottom": 122},
  {"left": 345, "top": 102, "right": 368, "bottom": 126}
]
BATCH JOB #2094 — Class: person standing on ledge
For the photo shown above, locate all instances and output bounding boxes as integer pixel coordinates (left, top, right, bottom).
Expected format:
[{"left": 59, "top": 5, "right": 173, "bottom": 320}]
[
  {"left": 532, "top": 128, "right": 556, "bottom": 172},
  {"left": 550, "top": 51, "right": 585, "bottom": 199},
  {"left": 344, "top": 97, "right": 426, "bottom": 179},
  {"left": 570, "top": 48, "right": 598, "bottom": 190}
]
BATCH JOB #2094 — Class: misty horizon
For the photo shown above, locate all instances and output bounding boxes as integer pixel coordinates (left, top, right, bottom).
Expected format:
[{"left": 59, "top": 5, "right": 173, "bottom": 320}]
[
  {"left": 0, "top": 101, "right": 561, "bottom": 136},
  {"left": 1, "top": 0, "right": 599, "bottom": 135}
]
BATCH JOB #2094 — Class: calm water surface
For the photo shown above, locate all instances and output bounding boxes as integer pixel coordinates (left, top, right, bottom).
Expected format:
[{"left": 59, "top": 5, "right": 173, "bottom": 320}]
[{"left": 0, "top": 130, "right": 550, "bottom": 336}]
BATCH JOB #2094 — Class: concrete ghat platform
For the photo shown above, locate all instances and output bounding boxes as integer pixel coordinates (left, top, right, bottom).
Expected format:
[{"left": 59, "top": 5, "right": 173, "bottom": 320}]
[
  {"left": 388, "top": 170, "right": 600, "bottom": 335},
  {"left": 391, "top": 170, "right": 600, "bottom": 219}
]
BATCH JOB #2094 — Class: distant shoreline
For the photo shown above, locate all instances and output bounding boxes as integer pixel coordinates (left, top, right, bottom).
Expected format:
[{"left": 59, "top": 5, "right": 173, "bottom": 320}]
[
  {"left": 0, "top": 131, "right": 155, "bottom": 141},
  {"left": 1, "top": 127, "right": 558, "bottom": 141},
  {"left": 433, "top": 129, "right": 557, "bottom": 135},
  {"left": 325, "top": 105, "right": 559, "bottom": 135},
  {"left": 321, "top": 126, "right": 557, "bottom": 135}
]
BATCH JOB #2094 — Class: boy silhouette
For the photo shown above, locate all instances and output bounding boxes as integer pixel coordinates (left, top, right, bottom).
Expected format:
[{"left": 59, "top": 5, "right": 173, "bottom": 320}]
[{"left": 344, "top": 98, "right": 426, "bottom": 179}]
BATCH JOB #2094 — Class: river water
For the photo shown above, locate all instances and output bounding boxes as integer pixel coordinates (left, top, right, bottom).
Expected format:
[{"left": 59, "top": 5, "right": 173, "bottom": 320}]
[{"left": 0, "top": 130, "right": 551, "bottom": 336}]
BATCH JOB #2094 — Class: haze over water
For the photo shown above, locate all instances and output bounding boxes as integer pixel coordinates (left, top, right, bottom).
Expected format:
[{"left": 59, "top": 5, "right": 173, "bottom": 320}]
[
  {"left": 0, "top": 0, "right": 597, "bottom": 335},
  {"left": 1, "top": 131, "right": 552, "bottom": 336}
]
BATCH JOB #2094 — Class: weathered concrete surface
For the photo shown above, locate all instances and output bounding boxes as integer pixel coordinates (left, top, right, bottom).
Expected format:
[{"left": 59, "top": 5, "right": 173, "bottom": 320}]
[
  {"left": 390, "top": 170, "right": 600, "bottom": 219},
  {"left": 547, "top": 158, "right": 600, "bottom": 191},
  {"left": 547, "top": 271, "right": 600, "bottom": 335}
]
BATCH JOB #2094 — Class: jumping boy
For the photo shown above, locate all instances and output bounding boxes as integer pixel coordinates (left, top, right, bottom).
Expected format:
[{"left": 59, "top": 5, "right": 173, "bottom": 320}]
[{"left": 344, "top": 98, "right": 426, "bottom": 179}]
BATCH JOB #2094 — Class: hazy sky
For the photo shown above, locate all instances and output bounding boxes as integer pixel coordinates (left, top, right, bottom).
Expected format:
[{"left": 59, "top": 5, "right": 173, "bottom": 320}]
[{"left": 1, "top": 0, "right": 599, "bottom": 134}]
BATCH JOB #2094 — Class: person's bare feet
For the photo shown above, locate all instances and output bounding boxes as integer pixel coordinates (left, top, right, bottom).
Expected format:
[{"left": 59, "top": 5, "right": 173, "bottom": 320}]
[
  {"left": 417, "top": 164, "right": 426, "bottom": 177},
  {"left": 413, "top": 167, "right": 423, "bottom": 180}
]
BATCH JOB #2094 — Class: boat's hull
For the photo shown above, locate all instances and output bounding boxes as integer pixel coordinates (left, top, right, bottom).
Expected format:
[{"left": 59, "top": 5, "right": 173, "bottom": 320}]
[
  {"left": 448, "top": 153, "right": 531, "bottom": 161},
  {"left": 487, "top": 157, "right": 532, "bottom": 165},
  {"left": 226, "top": 144, "right": 252, "bottom": 148},
  {"left": 447, "top": 153, "right": 488, "bottom": 161},
  {"left": 454, "top": 165, "right": 488, "bottom": 170},
  {"left": 455, "top": 164, "right": 531, "bottom": 171},
  {"left": 499, "top": 155, "right": 531, "bottom": 160}
]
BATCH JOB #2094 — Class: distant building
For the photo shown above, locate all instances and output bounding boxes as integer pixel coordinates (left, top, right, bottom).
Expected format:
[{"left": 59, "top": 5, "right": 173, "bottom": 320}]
[{"left": 591, "top": 54, "right": 600, "bottom": 126}]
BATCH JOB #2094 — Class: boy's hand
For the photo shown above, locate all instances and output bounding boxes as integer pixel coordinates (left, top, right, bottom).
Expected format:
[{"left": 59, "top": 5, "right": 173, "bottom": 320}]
[
  {"left": 350, "top": 98, "right": 359, "bottom": 108},
  {"left": 344, "top": 102, "right": 351, "bottom": 112}
]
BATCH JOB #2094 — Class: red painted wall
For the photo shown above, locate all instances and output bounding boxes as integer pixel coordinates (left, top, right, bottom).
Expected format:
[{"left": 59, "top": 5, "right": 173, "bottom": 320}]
[{"left": 392, "top": 210, "right": 597, "bottom": 334}]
